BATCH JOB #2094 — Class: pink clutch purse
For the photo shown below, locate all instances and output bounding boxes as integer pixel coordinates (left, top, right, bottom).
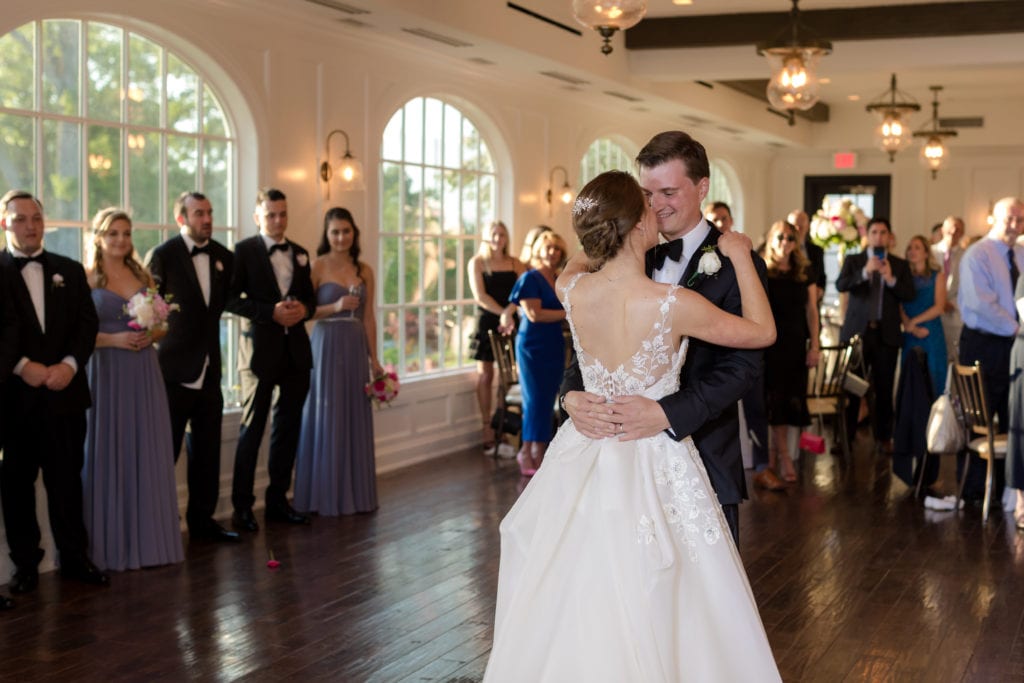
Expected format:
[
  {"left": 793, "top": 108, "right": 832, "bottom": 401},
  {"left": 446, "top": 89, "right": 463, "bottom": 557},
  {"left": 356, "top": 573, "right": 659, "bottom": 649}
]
[{"left": 799, "top": 432, "right": 826, "bottom": 454}]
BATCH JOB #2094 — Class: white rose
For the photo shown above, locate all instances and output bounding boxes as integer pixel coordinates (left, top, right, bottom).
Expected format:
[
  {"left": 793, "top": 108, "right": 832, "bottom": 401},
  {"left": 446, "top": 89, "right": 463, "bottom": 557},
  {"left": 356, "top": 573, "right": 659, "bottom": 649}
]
[
  {"left": 297, "top": 253, "right": 308, "bottom": 267},
  {"left": 840, "top": 225, "right": 859, "bottom": 242},
  {"left": 697, "top": 250, "right": 721, "bottom": 276}
]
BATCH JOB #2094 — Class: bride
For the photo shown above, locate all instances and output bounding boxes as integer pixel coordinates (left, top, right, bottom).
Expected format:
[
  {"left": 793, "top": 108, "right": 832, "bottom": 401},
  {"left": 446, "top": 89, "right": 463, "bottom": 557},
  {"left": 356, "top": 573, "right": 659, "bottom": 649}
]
[{"left": 483, "top": 171, "right": 781, "bottom": 682}]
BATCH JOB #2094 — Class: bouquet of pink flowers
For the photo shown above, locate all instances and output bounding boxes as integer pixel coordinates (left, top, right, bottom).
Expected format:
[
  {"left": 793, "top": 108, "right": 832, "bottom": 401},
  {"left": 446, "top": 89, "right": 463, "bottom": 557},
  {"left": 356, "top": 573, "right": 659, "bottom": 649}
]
[
  {"left": 365, "top": 366, "right": 400, "bottom": 407},
  {"left": 124, "top": 288, "right": 179, "bottom": 334}
]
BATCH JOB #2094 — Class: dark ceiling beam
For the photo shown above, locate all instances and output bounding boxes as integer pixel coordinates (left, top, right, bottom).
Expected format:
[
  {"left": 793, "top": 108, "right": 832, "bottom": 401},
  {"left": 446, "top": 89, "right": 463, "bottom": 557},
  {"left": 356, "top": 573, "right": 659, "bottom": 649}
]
[{"left": 627, "top": 1, "right": 1024, "bottom": 50}]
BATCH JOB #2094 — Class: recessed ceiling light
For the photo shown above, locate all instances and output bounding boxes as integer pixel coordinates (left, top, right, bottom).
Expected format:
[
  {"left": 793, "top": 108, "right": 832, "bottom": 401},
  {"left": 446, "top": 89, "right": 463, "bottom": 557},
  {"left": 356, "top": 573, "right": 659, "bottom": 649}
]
[
  {"left": 847, "top": 94, "right": 861, "bottom": 101},
  {"left": 672, "top": 0, "right": 693, "bottom": 5}
]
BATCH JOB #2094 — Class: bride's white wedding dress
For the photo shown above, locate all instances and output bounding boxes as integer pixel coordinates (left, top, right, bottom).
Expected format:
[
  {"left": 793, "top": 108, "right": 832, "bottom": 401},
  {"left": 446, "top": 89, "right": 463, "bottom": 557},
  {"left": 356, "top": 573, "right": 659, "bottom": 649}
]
[{"left": 483, "top": 274, "right": 781, "bottom": 682}]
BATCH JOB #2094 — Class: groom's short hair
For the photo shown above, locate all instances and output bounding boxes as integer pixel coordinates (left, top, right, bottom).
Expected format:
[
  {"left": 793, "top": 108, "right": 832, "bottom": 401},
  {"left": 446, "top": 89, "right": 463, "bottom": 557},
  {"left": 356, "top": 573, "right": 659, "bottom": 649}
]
[{"left": 636, "top": 131, "right": 710, "bottom": 184}]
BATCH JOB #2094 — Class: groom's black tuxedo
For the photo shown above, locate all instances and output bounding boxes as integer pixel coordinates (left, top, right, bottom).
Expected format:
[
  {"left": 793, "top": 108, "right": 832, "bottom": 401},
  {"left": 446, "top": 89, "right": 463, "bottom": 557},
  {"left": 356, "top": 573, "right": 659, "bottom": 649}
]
[
  {"left": 146, "top": 235, "right": 234, "bottom": 535},
  {"left": 226, "top": 235, "right": 314, "bottom": 514},
  {"left": 562, "top": 221, "right": 767, "bottom": 531},
  {"left": 0, "top": 250, "right": 98, "bottom": 570}
]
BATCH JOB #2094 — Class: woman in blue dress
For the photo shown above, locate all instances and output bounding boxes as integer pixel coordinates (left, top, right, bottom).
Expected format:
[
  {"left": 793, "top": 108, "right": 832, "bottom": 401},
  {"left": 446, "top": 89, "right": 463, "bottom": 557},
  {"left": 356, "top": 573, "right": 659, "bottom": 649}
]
[
  {"left": 500, "top": 231, "right": 568, "bottom": 476},
  {"left": 901, "top": 234, "right": 947, "bottom": 397},
  {"left": 294, "top": 207, "right": 381, "bottom": 515},
  {"left": 83, "top": 208, "right": 183, "bottom": 571}
]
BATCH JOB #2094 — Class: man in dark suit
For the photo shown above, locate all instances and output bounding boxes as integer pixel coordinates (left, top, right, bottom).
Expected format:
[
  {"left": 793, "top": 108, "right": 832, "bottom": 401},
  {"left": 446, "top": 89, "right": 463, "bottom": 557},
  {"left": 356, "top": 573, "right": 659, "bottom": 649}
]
[
  {"left": 836, "top": 217, "right": 915, "bottom": 453},
  {"left": 0, "top": 190, "right": 107, "bottom": 593},
  {"left": 226, "top": 188, "right": 314, "bottom": 531},
  {"left": 561, "top": 131, "right": 767, "bottom": 545},
  {"left": 145, "top": 191, "right": 238, "bottom": 543},
  {"left": 0, "top": 240, "right": 20, "bottom": 609}
]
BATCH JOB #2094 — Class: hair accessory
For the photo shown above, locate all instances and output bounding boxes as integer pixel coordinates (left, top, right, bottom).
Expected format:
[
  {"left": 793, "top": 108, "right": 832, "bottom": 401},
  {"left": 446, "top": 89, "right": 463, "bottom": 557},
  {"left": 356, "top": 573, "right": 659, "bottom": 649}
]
[{"left": 572, "top": 196, "right": 598, "bottom": 216}]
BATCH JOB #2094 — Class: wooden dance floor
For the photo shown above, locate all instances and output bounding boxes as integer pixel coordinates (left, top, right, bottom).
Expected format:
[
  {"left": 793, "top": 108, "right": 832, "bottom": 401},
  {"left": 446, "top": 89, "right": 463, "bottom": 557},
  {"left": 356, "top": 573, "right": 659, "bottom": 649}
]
[{"left": 2, "top": 432, "right": 1023, "bottom": 682}]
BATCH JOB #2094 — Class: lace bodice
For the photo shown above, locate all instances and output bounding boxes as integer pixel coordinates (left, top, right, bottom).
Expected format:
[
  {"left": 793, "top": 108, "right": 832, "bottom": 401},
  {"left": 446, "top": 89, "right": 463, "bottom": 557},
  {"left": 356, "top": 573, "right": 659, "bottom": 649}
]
[{"left": 562, "top": 273, "right": 688, "bottom": 401}]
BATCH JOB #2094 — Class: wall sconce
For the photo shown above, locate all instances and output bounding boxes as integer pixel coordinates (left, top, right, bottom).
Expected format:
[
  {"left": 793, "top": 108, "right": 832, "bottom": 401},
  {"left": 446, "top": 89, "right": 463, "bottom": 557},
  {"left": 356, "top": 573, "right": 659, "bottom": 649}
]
[
  {"left": 546, "top": 166, "right": 574, "bottom": 216},
  {"left": 319, "top": 129, "right": 365, "bottom": 197},
  {"left": 572, "top": 0, "right": 648, "bottom": 56},
  {"left": 756, "top": 0, "right": 832, "bottom": 126}
]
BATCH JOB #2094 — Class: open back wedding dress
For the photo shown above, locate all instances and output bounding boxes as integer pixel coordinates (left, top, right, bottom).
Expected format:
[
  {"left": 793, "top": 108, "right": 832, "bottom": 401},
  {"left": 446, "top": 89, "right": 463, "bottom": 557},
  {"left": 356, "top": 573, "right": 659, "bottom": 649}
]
[{"left": 483, "top": 274, "right": 781, "bottom": 682}]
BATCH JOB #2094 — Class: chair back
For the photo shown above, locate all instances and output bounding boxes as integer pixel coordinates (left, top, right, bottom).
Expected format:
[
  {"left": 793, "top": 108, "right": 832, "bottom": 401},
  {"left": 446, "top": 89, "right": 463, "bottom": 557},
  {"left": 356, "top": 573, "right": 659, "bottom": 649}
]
[
  {"left": 951, "top": 361, "right": 995, "bottom": 441},
  {"left": 488, "top": 330, "right": 519, "bottom": 392},
  {"left": 808, "top": 336, "right": 857, "bottom": 401}
]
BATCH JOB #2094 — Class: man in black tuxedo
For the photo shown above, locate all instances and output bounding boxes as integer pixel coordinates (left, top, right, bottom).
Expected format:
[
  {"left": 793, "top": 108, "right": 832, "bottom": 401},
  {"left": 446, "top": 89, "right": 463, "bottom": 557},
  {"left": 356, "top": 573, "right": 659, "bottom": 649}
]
[
  {"left": 0, "top": 190, "right": 107, "bottom": 593},
  {"left": 226, "top": 188, "right": 314, "bottom": 531},
  {"left": 0, "top": 241, "right": 20, "bottom": 609},
  {"left": 145, "top": 191, "right": 238, "bottom": 543},
  {"left": 561, "top": 132, "right": 767, "bottom": 545},
  {"left": 836, "top": 218, "right": 915, "bottom": 452}
]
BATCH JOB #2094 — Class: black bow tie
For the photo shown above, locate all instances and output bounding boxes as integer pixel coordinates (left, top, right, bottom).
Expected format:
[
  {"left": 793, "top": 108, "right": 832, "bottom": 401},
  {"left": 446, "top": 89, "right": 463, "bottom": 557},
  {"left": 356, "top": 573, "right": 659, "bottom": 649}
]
[
  {"left": 13, "top": 254, "right": 43, "bottom": 270},
  {"left": 190, "top": 244, "right": 211, "bottom": 257},
  {"left": 652, "top": 239, "right": 683, "bottom": 270},
  {"left": 268, "top": 243, "right": 290, "bottom": 255}
]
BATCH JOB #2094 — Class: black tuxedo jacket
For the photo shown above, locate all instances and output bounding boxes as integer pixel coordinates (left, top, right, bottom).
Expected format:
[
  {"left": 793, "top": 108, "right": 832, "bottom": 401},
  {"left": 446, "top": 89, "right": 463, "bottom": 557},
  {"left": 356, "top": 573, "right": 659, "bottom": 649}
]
[
  {"left": 226, "top": 235, "right": 314, "bottom": 380},
  {"left": 0, "top": 250, "right": 98, "bottom": 417},
  {"left": 562, "top": 221, "right": 767, "bottom": 506},
  {"left": 145, "top": 235, "right": 234, "bottom": 385},
  {"left": 836, "top": 250, "right": 915, "bottom": 347},
  {"left": 0, "top": 269, "right": 19, "bottom": 383}
]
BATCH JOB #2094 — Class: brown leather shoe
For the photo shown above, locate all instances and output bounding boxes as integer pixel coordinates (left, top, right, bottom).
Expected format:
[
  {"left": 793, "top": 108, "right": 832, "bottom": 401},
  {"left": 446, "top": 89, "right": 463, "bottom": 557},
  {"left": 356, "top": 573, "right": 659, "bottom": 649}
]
[{"left": 753, "top": 468, "right": 787, "bottom": 492}]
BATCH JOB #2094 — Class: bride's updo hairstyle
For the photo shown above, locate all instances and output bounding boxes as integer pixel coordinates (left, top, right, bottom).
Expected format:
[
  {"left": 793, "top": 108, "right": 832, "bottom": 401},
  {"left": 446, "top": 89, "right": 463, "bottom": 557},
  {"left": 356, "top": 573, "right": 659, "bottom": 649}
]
[{"left": 571, "top": 170, "right": 645, "bottom": 269}]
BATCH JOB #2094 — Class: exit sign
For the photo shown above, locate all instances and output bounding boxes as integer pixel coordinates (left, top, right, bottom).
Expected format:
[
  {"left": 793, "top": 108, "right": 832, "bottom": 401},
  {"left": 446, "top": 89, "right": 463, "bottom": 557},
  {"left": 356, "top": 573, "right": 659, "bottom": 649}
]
[{"left": 833, "top": 152, "right": 858, "bottom": 169}]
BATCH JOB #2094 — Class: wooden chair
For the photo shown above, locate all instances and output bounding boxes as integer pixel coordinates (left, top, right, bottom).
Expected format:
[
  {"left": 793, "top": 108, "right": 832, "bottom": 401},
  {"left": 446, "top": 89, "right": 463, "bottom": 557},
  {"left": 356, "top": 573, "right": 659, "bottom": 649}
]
[
  {"left": 951, "top": 361, "right": 1008, "bottom": 521},
  {"left": 806, "top": 335, "right": 859, "bottom": 459},
  {"left": 488, "top": 330, "right": 523, "bottom": 458}
]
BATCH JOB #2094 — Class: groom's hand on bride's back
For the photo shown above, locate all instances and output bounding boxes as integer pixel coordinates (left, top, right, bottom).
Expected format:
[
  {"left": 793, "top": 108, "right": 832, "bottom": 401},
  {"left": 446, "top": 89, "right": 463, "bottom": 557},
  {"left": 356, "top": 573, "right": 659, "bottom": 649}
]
[{"left": 563, "top": 390, "right": 619, "bottom": 439}]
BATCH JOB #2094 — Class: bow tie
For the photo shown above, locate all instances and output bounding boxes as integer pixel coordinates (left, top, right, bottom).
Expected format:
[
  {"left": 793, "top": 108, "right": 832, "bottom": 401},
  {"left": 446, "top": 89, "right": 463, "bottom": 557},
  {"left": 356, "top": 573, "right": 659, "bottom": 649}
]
[
  {"left": 13, "top": 254, "right": 43, "bottom": 270},
  {"left": 652, "top": 239, "right": 683, "bottom": 270},
  {"left": 190, "top": 244, "right": 211, "bottom": 257},
  {"left": 268, "top": 243, "right": 290, "bottom": 255}
]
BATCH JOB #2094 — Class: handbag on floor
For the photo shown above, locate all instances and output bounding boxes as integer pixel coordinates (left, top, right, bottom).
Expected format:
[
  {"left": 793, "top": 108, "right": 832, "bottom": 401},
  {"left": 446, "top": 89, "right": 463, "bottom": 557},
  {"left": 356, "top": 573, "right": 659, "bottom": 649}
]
[{"left": 926, "top": 363, "right": 965, "bottom": 454}]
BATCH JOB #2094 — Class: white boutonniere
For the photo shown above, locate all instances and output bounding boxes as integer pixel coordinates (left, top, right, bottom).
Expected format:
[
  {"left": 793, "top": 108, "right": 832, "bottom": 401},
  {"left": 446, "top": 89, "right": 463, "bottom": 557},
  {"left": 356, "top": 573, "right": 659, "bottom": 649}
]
[
  {"left": 214, "top": 260, "right": 224, "bottom": 272},
  {"left": 296, "top": 253, "right": 308, "bottom": 268},
  {"left": 51, "top": 273, "right": 65, "bottom": 289},
  {"left": 687, "top": 246, "right": 721, "bottom": 287}
]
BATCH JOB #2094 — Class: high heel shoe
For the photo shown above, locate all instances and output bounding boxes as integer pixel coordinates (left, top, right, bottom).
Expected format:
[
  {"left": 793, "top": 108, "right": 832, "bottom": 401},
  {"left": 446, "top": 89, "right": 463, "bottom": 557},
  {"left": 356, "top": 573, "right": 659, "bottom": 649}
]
[
  {"left": 779, "top": 452, "right": 798, "bottom": 484},
  {"left": 516, "top": 452, "right": 537, "bottom": 477}
]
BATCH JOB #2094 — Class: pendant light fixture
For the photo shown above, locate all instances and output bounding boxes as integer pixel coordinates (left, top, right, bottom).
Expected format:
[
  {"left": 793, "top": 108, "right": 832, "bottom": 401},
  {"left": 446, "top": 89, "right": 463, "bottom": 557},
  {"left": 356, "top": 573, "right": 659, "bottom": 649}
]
[
  {"left": 757, "top": 0, "right": 832, "bottom": 125},
  {"left": 913, "top": 86, "right": 957, "bottom": 179},
  {"left": 864, "top": 74, "right": 920, "bottom": 162},
  {"left": 572, "top": 0, "right": 648, "bottom": 55}
]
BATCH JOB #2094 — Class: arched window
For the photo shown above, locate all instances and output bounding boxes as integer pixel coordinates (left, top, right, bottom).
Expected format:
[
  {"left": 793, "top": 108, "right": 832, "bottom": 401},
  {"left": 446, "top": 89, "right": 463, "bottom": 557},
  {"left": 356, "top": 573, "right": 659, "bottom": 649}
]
[
  {"left": 0, "top": 18, "right": 239, "bottom": 398},
  {"left": 579, "top": 137, "right": 635, "bottom": 186},
  {"left": 379, "top": 97, "right": 497, "bottom": 378},
  {"left": 707, "top": 159, "right": 742, "bottom": 230}
]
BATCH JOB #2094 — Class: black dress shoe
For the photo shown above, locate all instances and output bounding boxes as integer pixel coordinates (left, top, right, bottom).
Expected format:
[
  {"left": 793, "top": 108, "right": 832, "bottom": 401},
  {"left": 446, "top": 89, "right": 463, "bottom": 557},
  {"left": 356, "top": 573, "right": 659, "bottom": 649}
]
[
  {"left": 60, "top": 558, "right": 110, "bottom": 587},
  {"left": 10, "top": 569, "right": 38, "bottom": 594},
  {"left": 0, "top": 594, "right": 12, "bottom": 610},
  {"left": 232, "top": 509, "right": 260, "bottom": 533},
  {"left": 265, "top": 501, "right": 311, "bottom": 525},
  {"left": 191, "top": 521, "right": 241, "bottom": 543}
]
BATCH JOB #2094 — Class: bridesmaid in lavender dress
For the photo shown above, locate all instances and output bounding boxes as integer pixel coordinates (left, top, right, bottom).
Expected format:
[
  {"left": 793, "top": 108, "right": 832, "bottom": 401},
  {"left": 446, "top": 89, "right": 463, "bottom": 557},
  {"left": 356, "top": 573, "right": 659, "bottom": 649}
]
[
  {"left": 83, "top": 208, "right": 183, "bottom": 571},
  {"left": 295, "top": 208, "right": 382, "bottom": 515}
]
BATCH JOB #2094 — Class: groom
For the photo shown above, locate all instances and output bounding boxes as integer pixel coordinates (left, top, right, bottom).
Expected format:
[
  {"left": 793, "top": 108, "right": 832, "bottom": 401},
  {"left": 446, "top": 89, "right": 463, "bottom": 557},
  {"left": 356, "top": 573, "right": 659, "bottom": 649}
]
[{"left": 561, "top": 131, "right": 767, "bottom": 545}]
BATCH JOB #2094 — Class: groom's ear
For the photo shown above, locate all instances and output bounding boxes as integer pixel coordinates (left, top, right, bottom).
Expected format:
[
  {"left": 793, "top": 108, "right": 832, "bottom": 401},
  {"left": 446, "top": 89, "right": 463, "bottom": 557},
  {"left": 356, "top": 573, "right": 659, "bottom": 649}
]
[{"left": 697, "top": 177, "right": 710, "bottom": 203}]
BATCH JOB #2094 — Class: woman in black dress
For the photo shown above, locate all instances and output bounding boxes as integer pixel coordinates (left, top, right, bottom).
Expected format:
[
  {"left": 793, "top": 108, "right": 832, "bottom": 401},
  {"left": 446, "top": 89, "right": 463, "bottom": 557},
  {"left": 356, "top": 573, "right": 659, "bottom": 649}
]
[
  {"left": 759, "top": 220, "right": 820, "bottom": 483},
  {"left": 469, "top": 221, "right": 526, "bottom": 449}
]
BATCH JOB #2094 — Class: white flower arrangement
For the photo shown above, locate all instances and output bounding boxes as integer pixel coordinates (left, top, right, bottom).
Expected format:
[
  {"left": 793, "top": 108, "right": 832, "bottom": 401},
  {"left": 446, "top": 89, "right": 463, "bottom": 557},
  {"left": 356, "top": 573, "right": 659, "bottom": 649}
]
[
  {"left": 123, "top": 288, "right": 179, "bottom": 334},
  {"left": 214, "top": 260, "right": 224, "bottom": 272},
  {"left": 687, "top": 246, "right": 721, "bottom": 286},
  {"left": 296, "top": 253, "right": 308, "bottom": 267},
  {"left": 810, "top": 198, "right": 867, "bottom": 252}
]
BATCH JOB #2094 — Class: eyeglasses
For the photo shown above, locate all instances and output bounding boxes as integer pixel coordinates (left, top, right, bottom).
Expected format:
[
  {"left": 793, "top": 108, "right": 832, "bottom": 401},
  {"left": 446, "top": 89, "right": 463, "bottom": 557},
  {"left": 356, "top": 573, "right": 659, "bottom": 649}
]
[{"left": 775, "top": 234, "right": 797, "bottom": 243}]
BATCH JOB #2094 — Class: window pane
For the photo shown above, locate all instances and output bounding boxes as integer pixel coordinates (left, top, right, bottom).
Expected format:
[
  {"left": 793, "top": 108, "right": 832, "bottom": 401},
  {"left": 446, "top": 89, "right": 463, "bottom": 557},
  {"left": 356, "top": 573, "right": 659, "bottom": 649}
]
[
  {"left": 203, "top": 139, "right": 231, "bottom": 225},
  {"left": 128, "top": 130, "right": 160, "bottom": 223},
  {"left": 128, "top": 33, "right": 161, "bottom": 127},
  {"left": 462, "top": 240, "right": 473, "bottom": 302},
  {"left": 0, "top": 113, "right": 35, "bottom": 192},
  {"left": 443, "top": 104, "right": 461, "bottom": 168},
  {"left": 402, "top": 97, "right": 423, "bottom": 165},
  {"left": 167, "top": 54, "right": 198, "bottom": 133},
  {"left": 44, "top": 226, "right": 82, "bottom": 261},
  {"left": 381, "top": 110, "right": 402, "bottom": 161},
  {"left": 403, "top": 237, "right": 421, "bottom": 304},
  {"left": 42, "top": 119, "right": 81, "bottom": 220},
  {"left": 87, "top": 125, "right": 122, "bottom": 214},
  {"left": 203, "top": 84, "right": 228, "bottom": 137},
  {"left": 213, "top": 228, "right": 233, "bottom": 249},
  {"left": 442, "top": 169, "right": 460, "bottom": 234},
  {"left": 42, "top": 20, "right": 80, "bottom": 116},
  {"left": 442, "top": 304, "right": 459, "bottom": 368},
  {"left": 443, "top": 237, "right": 458, "bottom": 302},
  {"left": 132, "top": 228, "right": 162, "bottom": 262},
  {"left": 461, "top": 303, "right": 476, "bottom": 366},
  {"left": 462, "top": 120, "right": 480, "bottom": 172},
  {"left": 381, "top": 309, "right": 400, "bottom": 368},
  {"left": 461, "top": 171, "right": 478, "bottom": 235},
  {"left": 402, "top": 165, "right": 422, "bottom": 233},
  {"left": 423, "top": 98, "right": 443, "bottom": 167},
  {"left": 380, "top": 236, "right": 400, "bottom": 304},
  {"left": 380, "top": 162, "right": 401, "bottom": 232},
  {"left": 0, "top": 23, "right": 35, "bottom": 110},
  {"left": 86, "top": 23, "right": 122, "bottom": 122},
  {"left": 403, "top": 308, "right": 422, "bottom": 375},
  {"left": 479, "top": 174, "right": 495, "bottom": 228},
  {"left": 167, "top": 135, "right": 198, "bottom": 222},
  {"left": 423, "top": 168, "right": 442, "bottom": 235},
  {"left": 424, "top": 305, "right": 440, "bottom": 372},
  {"left": 423, "top": 237, "right": 439, "bottom": 302}
]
